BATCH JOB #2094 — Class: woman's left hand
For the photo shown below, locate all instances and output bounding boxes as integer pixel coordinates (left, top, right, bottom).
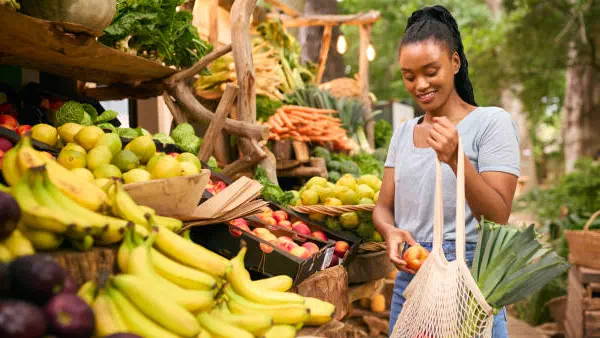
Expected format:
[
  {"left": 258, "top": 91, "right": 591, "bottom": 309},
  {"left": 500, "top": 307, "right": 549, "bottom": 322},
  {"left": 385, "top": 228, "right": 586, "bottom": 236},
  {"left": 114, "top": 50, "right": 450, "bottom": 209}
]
[{"left": 427, "top": 116, "right": 459, "bottom": 167}]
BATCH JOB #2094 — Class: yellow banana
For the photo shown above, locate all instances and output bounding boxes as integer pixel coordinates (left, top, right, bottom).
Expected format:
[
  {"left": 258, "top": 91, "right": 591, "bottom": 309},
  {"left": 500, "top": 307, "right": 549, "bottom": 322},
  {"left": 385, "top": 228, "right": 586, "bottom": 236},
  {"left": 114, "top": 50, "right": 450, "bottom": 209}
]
[
  {"left": 196, "top": 312, "right": 253, "bottom": 338},
  {"left": 0, "top": 183, "right": 9, "bottom": 193},
  {"left": 126, "top": 228, "right": 214, "bottom": 311},
  {"left": 17, "top": 137, "right": 109, "bottom": 211},
  {"left": 110, "top": 180, "right": 148, "bottom": 226},
  {"left": 152, "top": 216, "right": 230, "bottom": 278},
  {"left": 212, "top": 312, "right": 273, "bottom": 336},
  {"left": 111, "top": 274, "right": 200, "bottom": 337},
  {"left": 262, "top": 324, "right": 297, "bottom": 338},
  {"left": 93, "top": 289, "right": 127, "bottom": 336},
  {"left": 2, "top": 230, "right": 35, "bottom": 257},
  {"left": 1, "top": 142, "right": 21, "bottom": 186},
  {"left": 154, "top": 215, "right": 183, "bottom": 232},
  {"left": 224, "top": 286, "right": 309, "bottom": 325},
  {"left": 197, "top": 327, "right": 212, "bottom": 338},
  {"left": 303, "top": 297, "right": 335, "bottom": 325},
  {"left": 117, "top": 226, "right": 135, "bottom": 273},
  {"left": 252, "top": 275, "right": 293, "bottom": 292},
  {"left": 228, "top": 247, "right": 304, "bottom": 305},
  {"left": 77, "top": 281, "right": 98, "bottom": 306},
  {"left": 106, "top": 285, "right": 181, "bottom": 338},
  {"left": 11, "top": 171, "right": 72, "bottom": 233},
  {"left": 138, "top": 205, "right": 156, "bottom": 215},
  {"left": 151, "top": 248, "right": 217, "bottom": 290},
  {"left": 0, "top": 244, "right": 12, "bottom": 262},
  {"left": 19, "top": 225, "right": 63, "bottom": 251}
]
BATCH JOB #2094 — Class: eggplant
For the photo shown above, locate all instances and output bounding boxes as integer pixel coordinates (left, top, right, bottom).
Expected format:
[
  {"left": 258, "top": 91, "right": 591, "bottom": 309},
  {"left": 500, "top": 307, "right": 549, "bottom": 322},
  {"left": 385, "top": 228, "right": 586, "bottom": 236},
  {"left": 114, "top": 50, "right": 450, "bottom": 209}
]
[
  {"left": 62, "top": 275, "right": 78, "bottom": 294},
  {"left": 0, "top": 300, "right": 47, "bottom": 338},
  {"left": 45, "top": 293, "right": 95, "bottom": 338},
  {"left": 9, "top": 254, "right": 67, "bottom": 304},
  {"left": 0, "top": 262, "right": 10, "bottom": 298},
  {"left": 0, "top": 192, "right": 20, "bottom": 240},
  {"left": 104, "top": 334, "right": 143, "bottom": 338}
]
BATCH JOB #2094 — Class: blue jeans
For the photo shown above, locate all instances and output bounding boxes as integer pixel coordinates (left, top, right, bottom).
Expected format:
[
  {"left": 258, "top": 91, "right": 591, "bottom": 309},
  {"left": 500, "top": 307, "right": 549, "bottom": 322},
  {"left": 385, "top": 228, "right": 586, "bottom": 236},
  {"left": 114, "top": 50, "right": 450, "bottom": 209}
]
[{"left": 389, "top": 241, "right": 509, "bottom": 337}]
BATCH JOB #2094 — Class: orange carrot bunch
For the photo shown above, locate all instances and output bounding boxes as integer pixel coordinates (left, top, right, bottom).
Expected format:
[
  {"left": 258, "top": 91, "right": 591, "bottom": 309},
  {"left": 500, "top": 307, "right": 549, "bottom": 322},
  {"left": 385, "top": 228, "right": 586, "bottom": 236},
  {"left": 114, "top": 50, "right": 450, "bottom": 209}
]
[{"left": 266, "top": 105, "right": 353, "bottom": 150}]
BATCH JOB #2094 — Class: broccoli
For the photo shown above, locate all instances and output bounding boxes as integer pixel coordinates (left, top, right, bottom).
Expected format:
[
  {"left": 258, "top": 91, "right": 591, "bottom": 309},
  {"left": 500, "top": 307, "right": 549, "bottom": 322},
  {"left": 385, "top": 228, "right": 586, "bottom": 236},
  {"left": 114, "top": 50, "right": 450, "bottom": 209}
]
[
  {"left": 171, "top": 123, "right": 196, "bottom": 143},
  {"left": 340, "top": 160, "right": 360, "bottom": 176},
  {"left": 96, "top": 110, "right": 119, "bottom": 124},
  {"left": 328, "top": 170, "right": 341, "bottom": 183},
  {"left": 54, "top": 101, "right": 85, "bottom": 126},
  {"left": 81, "top": 103, "right": 98, "bottom": 121},
  {"left": 153, "top": 132, "right": 176, "bottom": 145},
  {"left": 327, "top": 160, "right": 342, "bottom": 171},
  {"left": 311, "top": 146, "right": 331, "bottom": 163}
]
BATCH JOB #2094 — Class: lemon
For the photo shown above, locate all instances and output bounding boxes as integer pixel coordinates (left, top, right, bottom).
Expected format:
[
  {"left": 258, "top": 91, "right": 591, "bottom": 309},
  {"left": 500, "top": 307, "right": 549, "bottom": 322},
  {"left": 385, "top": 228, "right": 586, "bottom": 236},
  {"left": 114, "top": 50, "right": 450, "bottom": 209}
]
[
  {"left": 87, "top": 146, "right": 113, "bottom": 171},
  {"left": 305, "top": 176, "right": 328, "bottom": 189},
  {"left": 93, "top": 164, "right": 122, "bottom": 179},
  {"left": 149, "top": 155, "right": 181, "bottom": 179},
  {"left": 124, "top": 135, "right": 156, "bottom": 164},
  {"left": 57, "top": 148, "right": 86, "bottom": 169},
  {"left": 146, "top": 153, "right": 165, "bottom": 172},
  {"left": 180, "top": 161, "right": 200, "bottom": 176},
  {"left": 336, "top": 174, "right": 357, "bottom": 191},
  {"left": 96, "top": 133, "right": 123, "bottom": 156},
  {"left": 57, "top": 123, "right": 83, "bottom": 143},
  {"left": 74, "top": 126, "right": 104, "bottom": 151},
  {"left": 71, "top": 168, "right": 95, "bottom": 182},
  {"left": 31, "top": 124, "right": 58, "bottom": 147},
  {"left": 112, "top": 150, "right": 140, "bottom": 173},
  {"left": 63, "top": 143, "right": 86, "bottom": 154},
  {"left": 356, "top": 184, "right": 375, "bottom": 200},
  {"left": 177, "top": 152, "right": 202, "bottom": 171},
  {"left": 122, "top": 169, "right": 152, "bottom": 184},
  {"left": 301, "top": 189, "right": 319, "bottom": 206},
  {"left": 374, "top": 191, "right": 380, "bottom": 203}
]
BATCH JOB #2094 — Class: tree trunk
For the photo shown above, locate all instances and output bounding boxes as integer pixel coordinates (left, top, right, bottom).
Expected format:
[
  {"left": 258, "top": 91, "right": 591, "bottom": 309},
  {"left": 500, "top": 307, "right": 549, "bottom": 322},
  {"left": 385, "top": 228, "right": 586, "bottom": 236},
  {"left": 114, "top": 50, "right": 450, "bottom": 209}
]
[
  {"left": 299, "top": 0, "right": 345, "bottom": 82},
  {"left": 562, "top": 41, "right": 600, "bottom": 172}
]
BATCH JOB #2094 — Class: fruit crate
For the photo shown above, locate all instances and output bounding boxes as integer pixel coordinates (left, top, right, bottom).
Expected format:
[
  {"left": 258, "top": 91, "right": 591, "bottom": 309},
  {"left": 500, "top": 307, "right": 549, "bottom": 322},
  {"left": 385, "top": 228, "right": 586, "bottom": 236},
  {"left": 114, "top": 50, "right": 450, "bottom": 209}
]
[
  {"left": 565, "top": 266, "right": 600, "bottom": 338},
  {"left": 189, "top": 222, "right": 336, "bottom": 286}
]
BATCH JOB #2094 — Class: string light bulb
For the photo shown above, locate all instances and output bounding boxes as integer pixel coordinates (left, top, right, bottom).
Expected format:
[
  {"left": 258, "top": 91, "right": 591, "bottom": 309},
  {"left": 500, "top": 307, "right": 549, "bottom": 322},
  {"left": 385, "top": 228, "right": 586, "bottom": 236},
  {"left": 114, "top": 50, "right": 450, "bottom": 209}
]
[
  {"left": 337, "top": 35, "right": 348, "bottom": 55},
  {"left": 366, "top": 44, "right": 376, "bottom": 62}
]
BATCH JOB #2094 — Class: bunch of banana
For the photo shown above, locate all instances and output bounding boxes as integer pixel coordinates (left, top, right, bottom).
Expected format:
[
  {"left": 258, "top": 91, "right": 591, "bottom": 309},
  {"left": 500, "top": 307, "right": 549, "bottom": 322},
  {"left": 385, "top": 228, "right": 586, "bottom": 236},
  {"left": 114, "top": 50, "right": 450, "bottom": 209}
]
[{"left": 0, "top": 229, "right": 35, "bottom": 262}]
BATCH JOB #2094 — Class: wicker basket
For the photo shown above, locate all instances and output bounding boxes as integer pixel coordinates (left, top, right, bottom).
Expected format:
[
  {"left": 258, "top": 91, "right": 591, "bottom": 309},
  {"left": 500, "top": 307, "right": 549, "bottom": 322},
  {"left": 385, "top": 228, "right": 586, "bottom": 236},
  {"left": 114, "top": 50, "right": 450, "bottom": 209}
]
[
  {"left": 358, "top": 241, "right": 387, "bottom": 253},
  {"left": 290, "top": 204, "right": 375, "bottom": 217},
  {"left": 565, "top": 210, "right": 600, "bottom": 269}
]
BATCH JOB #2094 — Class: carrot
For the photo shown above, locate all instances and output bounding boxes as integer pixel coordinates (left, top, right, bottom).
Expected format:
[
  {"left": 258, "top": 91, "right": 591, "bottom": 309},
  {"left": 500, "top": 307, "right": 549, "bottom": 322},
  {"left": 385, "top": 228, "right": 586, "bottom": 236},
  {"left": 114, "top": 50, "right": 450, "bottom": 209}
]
[
  {"left": 271, "top": 113, "right": 285, "bottom": 127},
  {"left": 278, "top": 111, "right": 294, "bottom": 128},
  {"left": 281, "top": 105, "right": 337, "bottom": 114},
  {"left": 288, "top": 110, "right": 317, "bottom": 121}
]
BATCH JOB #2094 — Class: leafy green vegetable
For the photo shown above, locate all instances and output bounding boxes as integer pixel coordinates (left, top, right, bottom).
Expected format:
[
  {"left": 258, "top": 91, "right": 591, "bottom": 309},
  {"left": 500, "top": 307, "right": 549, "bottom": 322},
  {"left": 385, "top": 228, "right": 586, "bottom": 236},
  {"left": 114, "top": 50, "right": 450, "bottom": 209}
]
[
  {"left": 153, "top": 132, "right": 176, "bottom": 145},
  {"left": 375, "top": 119, "right": 393, "bottom": 149},
  {"left": 178, "top": 135, "right": 202, "bottom": 155},
  {"left": 256, "top": 95, "right": 283, "bottom": 121},
  {"left": 82, "top": 103, "right": 98, "bottom": 122},
  {"left": 373, "top": 148, "right": 388, "bottom": 162},
  {"left": 117, "top": 127, "right": 141, "bottom": 139},
  {"left": 55, "top": 101, "right": 85, "bottom": 126},
  {"left": 97, "top": 123, "right": 117, "bottom": 133},
  {"left": 311, "top": 146, "right": 331, "bottom": 164},
  {"left": 340, "top": 160, "right": 360, "bottom": 176},
  {"left": 328, "top": 170, "right": 341, "bottom": 183},
  {"left": 327, "top": 160, "right": 341, "bottom": 171},
  {"left": 96, "top": 110, "right": 119, "bottom": 124},
  {"left": 171, "top": 123, "right": 195, "bottom": 143},
  {"left": 352, "top": 152, "right": 384, "bottom": 178},
  {"left": 80, "top": 113, "right": 92, "bottom": 126},
  {"left": 254, "top": 165, "right": 295, "bottom": 206},
  {"left": 100, "top": 0, "right": 213, "bottom": 68},
  {"left": 207, "top": 156, "right": 221, "bottom": 173}
]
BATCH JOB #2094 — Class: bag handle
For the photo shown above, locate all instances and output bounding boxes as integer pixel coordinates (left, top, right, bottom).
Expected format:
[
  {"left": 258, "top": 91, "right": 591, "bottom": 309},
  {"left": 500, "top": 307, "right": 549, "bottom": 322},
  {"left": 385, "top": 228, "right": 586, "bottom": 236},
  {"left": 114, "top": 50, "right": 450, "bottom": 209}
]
[
  {"left": 583, "top": 210, "right": 600, "bottom": 231},
  {"left": 433, "top": 137, "right": 467, "bottom": 262}
]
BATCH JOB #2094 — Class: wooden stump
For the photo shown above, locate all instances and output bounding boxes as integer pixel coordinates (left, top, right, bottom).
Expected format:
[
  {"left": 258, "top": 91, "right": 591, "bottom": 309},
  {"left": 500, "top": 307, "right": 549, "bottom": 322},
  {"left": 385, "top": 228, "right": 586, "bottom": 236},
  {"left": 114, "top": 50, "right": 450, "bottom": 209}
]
[
  {"left": 51, "top": 247, "right": 118, "bottom": 287},
  {"left": 346, "top": 250, "right": 394, "bottom": 284},
  {"left": 296, "top": 265, "right": 349, "bottom": 320}
]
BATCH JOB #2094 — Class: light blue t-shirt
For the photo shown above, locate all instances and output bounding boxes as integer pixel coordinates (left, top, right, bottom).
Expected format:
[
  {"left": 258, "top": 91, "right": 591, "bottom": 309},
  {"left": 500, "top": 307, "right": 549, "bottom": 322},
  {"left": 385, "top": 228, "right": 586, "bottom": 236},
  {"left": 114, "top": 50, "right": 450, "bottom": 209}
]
[{"left": 384, "top": 107, "right": 520, "bottom": 243}]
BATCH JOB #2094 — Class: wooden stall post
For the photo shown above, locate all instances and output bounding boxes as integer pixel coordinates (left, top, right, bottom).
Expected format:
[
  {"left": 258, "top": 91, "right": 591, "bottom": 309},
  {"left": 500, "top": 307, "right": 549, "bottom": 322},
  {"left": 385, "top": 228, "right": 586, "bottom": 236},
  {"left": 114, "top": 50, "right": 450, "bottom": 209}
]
[
  {"left": 209, "top": 0, "right": 220, "bottom": 45},
  {"left": 359, "top": 24, "right": 374, "bottom": 149},
  {"left": 315, "top": 25, "right": 333, "bottom": 85},
  {"left": 197, "top": 84, "right": 237, "bottom": 162}
]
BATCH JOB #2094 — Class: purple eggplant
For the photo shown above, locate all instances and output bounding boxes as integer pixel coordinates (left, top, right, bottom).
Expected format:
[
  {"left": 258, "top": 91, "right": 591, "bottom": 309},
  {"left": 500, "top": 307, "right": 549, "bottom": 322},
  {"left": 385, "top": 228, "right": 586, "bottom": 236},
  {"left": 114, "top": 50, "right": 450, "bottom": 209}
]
[
  {"left": 0, "top": 300, "right": 47, "bottom": 338},
  {"left": 9, "top": 254, "right": 67, "bottom": 304},
  {"left": 45, "top": 293, "right": 94, "bottom": 338},
  {"left": 0, "top": 192, "right": 20, "bottom": 240}
]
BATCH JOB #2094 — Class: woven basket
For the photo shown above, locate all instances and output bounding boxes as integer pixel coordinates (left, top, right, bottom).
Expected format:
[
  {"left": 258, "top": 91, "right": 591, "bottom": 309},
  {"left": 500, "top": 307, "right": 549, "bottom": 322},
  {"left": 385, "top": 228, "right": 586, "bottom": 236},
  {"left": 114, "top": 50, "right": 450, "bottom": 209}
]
[
  {"left": 289, "top": 204, "right": 374, "bottom": 217},
  {"left": 358, "top": 241, "right": 387, "bottom": 253},
  {"left": 318, "top": 76, "right": 361, "bottom": 98},
  {"left": 565, "top": 210, "right": 600, "bottom": 269}
]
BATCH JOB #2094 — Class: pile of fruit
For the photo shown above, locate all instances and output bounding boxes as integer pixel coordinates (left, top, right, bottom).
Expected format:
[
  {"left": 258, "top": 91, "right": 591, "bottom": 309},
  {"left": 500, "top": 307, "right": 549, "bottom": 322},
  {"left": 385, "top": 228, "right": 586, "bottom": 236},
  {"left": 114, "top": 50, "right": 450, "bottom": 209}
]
[{"left": 0, "top": 190, "right": 35, "bottom": 261}]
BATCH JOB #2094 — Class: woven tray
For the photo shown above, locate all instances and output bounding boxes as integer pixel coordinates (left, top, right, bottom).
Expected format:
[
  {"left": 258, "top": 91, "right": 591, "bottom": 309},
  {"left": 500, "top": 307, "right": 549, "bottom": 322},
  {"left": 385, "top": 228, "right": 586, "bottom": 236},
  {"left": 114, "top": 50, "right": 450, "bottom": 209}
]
[
  {"left": 290, "top": 204, "right": 375, "bottom": 217},
  {"left": 565, "top": 210, "right": 600, "bottom": 269}
]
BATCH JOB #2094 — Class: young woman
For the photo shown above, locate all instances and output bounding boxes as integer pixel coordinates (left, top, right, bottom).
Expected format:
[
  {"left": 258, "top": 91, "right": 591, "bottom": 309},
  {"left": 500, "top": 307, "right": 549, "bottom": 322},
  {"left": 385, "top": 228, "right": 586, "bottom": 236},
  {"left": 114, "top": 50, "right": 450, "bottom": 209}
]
[{"left": 373, "top": 5, "right": 520, "bottom": 337}]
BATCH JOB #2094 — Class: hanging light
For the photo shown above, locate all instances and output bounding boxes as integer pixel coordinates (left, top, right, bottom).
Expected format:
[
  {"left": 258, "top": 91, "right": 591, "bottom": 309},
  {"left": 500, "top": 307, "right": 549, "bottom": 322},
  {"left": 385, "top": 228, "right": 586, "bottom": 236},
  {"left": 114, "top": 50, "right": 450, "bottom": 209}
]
[
  {"left": 336, "top": 35, "right": 348, "bottom": 55},
  {"left": 366, "top": 44, "right": 376, "bottom": 62}
]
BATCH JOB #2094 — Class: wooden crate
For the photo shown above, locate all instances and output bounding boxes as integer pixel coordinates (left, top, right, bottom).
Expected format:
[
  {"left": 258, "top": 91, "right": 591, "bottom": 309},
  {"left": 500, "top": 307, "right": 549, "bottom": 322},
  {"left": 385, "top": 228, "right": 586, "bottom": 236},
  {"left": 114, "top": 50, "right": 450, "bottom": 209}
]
[{"left": 565, "top": 266, "right": 600, "bottom": 337}]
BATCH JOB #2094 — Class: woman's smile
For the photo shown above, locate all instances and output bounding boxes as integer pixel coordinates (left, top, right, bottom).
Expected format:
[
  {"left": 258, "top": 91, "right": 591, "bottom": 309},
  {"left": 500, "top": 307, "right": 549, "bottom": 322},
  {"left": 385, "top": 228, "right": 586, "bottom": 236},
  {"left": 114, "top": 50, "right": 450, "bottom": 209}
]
[{"left": 417, "top": 90, "right": 437, "bottom": 104}]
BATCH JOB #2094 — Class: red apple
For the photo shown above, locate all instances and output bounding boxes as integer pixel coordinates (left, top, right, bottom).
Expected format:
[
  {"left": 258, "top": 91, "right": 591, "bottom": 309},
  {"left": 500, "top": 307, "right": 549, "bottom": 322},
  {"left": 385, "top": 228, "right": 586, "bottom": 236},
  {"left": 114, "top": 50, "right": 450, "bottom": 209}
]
[
  {"left": 290, "top": 246, "right": 310, "bottom": 259},
  {"left": 0, "top": 115, "right": 17, "bottom": 130},
  {"left": 311, "top": 231, "right": 328, "bottom": 242},
  {"left": 229, "top": 218, "right": 250, "bottom": 237},
  {"left": 327, "top": 254, "right": 339, "bottom": 268},
  {"left": 253, "top": 228, "right": 276, "bottom": 241},
  {"left": 230, "top": 218, "right": 249, "bottom": 228},
  {"left": 271, "top": 239, "right": 290, "bottom": 252},
  {"left": 334, "top": 241, "right": 350, "bottom": 258},
  {"left": 292, "top": 222, "right": 311, "bottom": 236},
  {"left": 260, "top": 242, "right": 274, "bottom": 254},
  {"left": 278, "top": 236, "right": 298, "bottom": 251},
  {"left": 403, "top": 245, "right": 430, "bottom": 272},
  {"left": 263, "top": 216, "right": 277, "bottom": 226},
  {"left": 15, "top": 125, "right": 31, "bottom": 136},
  {"left": 302, "top": 242, "right": 319, "bottom": 255},
  {"left": 272, "top": 210, "right": 288, "bottom": 223},
  {"left": 276, "top": 220, "right": 292, "bottom": 230},
  {"left": 278, "top": 236, "right": 294, "bottom": 244},
  {"left": 0, "top": 137, "right": 12, "bottom": 152}
]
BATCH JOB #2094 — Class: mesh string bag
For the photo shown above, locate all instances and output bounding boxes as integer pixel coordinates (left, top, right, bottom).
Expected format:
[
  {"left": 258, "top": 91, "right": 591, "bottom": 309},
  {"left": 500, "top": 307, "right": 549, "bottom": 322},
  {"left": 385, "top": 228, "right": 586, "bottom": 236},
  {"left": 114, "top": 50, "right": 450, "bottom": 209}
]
[{"left": 390, "top": 138, "right": 494, "bottom": 338}]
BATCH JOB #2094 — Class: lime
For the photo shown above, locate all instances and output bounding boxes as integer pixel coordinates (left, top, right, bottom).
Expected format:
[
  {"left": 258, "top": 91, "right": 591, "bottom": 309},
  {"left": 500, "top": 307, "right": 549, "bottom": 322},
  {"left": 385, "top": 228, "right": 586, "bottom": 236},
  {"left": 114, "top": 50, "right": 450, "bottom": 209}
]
[
  {"left": 124, "top": 135, "right": 156, "bottom": 164},
  {"left": 93, "top": 164, "right": 122, "bottom": 179},
  {"left": 305, "top": 176, "right": 328, "bottom": 189},
  {"left": 57, "top": 123, "right": 83, "bottom": 144},
  {"left": 357, "top": 174, "right": 382, "bottom": 191},
  {"left": 96, "top": 133, "right": 123, "bottom": 156},
  {"left": 71, "top": 168, "right": 95, "bottom": 182},
  {"left": 122, "top": 168, "right": 152, "bottom": 184},
  {"left": 338, "top": 189, "right": 359, "bottom": 205},
  {"left": 74, "top": 126, "right": 104, "bottom": 151},
  {"left": 31, "top": 124, "right": 58, "bottom": 147},
  {"left": 177, "top": 152, "right": 201, "bottom": 171},
  {"left": 87, "top": 146, "right": 113, "bottom": 171},
  {"left": 57, "top": 148, "right": 86, "bottom": 169},
  {"left": 301, "top": 189, "right": 319, "bottom": 205},
  {"left": 63, "top": 143, "right": 86, "bottom": 154},
  {"left": 112, "top": 149, "right": 140, "bottom": 173},
  {"left": 149, "top": 155, "right": 181, "bottom": 179},
  {"left": 359, "top": 197, "right": 374, "bottom": 205},
  {"left": 180, "top": 161, "right": 200, "bottom": 176}
]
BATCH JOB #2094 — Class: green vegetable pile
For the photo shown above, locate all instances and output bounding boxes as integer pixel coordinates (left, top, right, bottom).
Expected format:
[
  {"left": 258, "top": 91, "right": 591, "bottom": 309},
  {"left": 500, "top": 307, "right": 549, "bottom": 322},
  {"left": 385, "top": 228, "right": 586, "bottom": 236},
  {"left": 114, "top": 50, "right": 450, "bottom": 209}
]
[
  {"left": 324, "top": 211, "right": 382, "bottom": 242},
  {"left": 254, "top": 165, "right": 296, "bottom": 206},
  {"left": 54, "top": 101, "right": 118, "bottom": 128},
  {"left": 170, "top": 123, "right": 202, "bottom": 155},
  {"left": 99, "top": 0, "right": 213, "bottom": 68},
  {"left": 375, "top": 119, "right": 393, "bottom": 149},
  {"left": 311, "top": 146, "right": 384, "bottom": 180}
]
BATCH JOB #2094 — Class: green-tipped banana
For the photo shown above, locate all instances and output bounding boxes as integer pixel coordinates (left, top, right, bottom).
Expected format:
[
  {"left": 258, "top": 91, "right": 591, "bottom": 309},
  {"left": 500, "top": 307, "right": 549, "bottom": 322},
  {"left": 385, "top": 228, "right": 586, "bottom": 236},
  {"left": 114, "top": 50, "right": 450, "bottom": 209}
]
[
  {"left": 77, "top": 281, "right": 98, "bottom": 306},
  {"left": 19, "top": 225, "right": 63, "bottom": 250},
  {"left": 111, "top": 274, "right": 200, "bottom": 337},
  {"left": 304, "top": 297, "right": 335, "bottom": 325},
  {"left": 151, "top": 248, "right": 217, "bottom": 290},
  {"left": 212, "top": 312, "right": 273, "bottom": 336},
  {"left": 106, "top": 285, "right": 180, "bottom": 338},
  {"left": 2, "top": 230, "right": 35, "bottom": 257},
  {"left": 126, "top": 227, "right": 214, "bottom": 311},
  {"left": 110, "top": 180, "right": 148, "bottom": 226},
  {"left": 196, "top": 312, "right": 254, "bottom": 338},
  {"left": 70, "top": 235, "right": 94, "bottom": 252},
  {"left": 224, "top": 286, "right": 310, "bottom": 325},
  {"left": 252, "top": 275, "right": 293, "bottom": 292},
  {"left": 228, "top": 247, "right": 304, "bottom": 305},
  {"left": 93, "top": 289, "right": 127, "bottom": 336}
]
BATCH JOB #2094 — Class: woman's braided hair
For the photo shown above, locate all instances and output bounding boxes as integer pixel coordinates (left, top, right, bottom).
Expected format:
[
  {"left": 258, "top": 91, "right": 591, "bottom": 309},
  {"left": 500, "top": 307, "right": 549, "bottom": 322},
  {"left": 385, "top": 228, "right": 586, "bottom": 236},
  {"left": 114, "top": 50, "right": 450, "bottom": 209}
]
[{"left": 400, "top": 5, "right": 477, "bottom": 106}]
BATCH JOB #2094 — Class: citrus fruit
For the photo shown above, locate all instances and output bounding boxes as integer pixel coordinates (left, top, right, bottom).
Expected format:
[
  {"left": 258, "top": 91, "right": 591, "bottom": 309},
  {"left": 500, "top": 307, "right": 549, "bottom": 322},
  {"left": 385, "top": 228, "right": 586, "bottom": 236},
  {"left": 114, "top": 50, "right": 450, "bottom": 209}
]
[
  {"left": 31, "top": 124, "right": 58, "bottom": 147},
  {"left": 356, "top": 184, "right": 375, "bottom": 200},
  {"left": 180, "top": 161, "right": 200, "bottom": 176},
  {"left": 124, "top": 135, "right": 156, "bottom": 164},
  {"left": 94, "top": 178, "right": 112, "bottom": 191},
  {"left": 122, "top": 169, "right": 152, "bottom": 184},
  {"left": 71, "top": 168, "right": 95, "bottom": 182},
  {"left": 87, "top": 146, "right": 113, "bottom": 171},
  {"left": 149, "top": 155, "right": 181, "bottom": 179},
  {"left": 146, "top": 153, "right": 165, "bottom": 172},
  {"left": 177, "top": 152, "right": 201, "bottom": 171},
  {"left": 112, "top": 150, "right": 140, "bottom": 173},
  {"left": 74, "top": 126, "right": 104, "bottom": 151},
  {"left": 96, "top": 133, "right": 122, "bottom": 156},
  {"left": 63, "top": 143, "right": 86, "bottom": 154},
  {"left": 57, "top": 148, "right": 86, "bottom": 169},
  {"left": 57, "top": 123, "right": 83, "bottom": 144},
  {"left": 93, "top": 164, "right": 122, "bottom": 179}
]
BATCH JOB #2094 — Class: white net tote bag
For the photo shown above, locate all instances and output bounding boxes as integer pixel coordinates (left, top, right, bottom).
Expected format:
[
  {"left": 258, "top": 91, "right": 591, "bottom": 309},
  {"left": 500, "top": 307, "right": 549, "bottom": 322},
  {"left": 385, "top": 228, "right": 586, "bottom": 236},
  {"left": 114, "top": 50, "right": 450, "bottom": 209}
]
[{"left": 390, "top": 138, "right": 494, "bottom": 338}]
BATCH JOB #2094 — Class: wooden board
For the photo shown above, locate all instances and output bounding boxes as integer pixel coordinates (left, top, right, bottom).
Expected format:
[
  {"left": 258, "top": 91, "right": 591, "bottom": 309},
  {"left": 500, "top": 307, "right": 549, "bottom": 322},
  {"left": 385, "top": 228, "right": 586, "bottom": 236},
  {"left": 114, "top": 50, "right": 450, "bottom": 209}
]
[
  {"left": 574, "top": 265, "right": 600, "bottom": 284},
  {"left": 0, "top": 7, "right": 175, "bottom": 86}
]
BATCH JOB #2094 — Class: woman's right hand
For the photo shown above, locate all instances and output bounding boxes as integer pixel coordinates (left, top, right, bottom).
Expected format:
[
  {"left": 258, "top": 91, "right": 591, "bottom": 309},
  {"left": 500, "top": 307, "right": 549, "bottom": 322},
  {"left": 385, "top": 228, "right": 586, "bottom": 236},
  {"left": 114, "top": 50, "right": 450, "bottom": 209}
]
[{"left": 385, "top": 227, "right": 418, "bottom": 274}]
